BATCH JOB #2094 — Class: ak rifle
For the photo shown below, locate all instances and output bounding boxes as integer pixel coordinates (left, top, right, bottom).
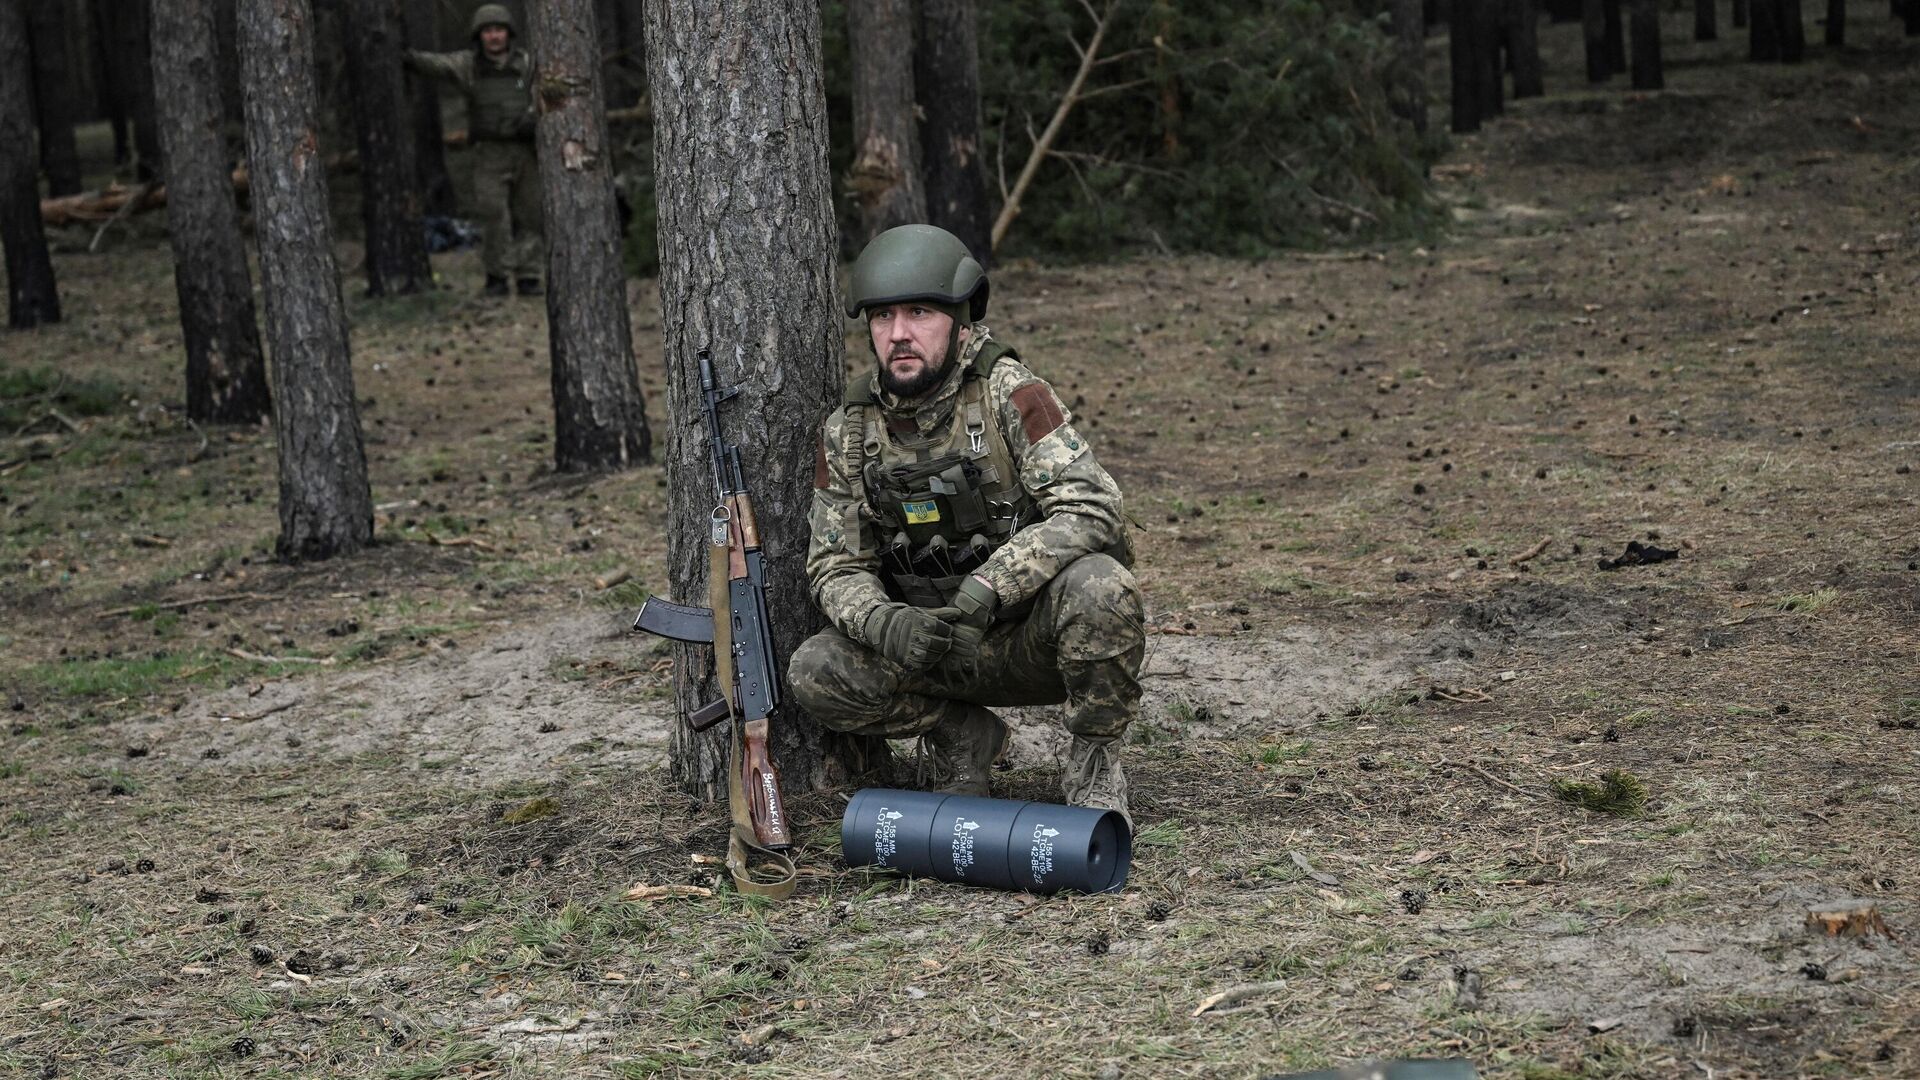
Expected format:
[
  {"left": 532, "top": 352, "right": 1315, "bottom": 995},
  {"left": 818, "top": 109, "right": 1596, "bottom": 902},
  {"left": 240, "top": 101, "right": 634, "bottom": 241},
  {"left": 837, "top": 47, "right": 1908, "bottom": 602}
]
[{"left": 634, "top": 350, "right": 795, "bottom": 899}]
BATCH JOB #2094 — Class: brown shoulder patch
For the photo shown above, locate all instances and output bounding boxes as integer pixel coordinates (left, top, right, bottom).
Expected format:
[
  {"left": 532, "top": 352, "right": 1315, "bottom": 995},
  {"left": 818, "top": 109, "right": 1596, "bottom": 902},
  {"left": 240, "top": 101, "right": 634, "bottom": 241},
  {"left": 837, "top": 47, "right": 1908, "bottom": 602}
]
[
  {"left": 1010, "top": 382, "right": 1066, "bottom": 444},
  {"left": 814, "top": 435, "right": 831, "bottom": 489}
]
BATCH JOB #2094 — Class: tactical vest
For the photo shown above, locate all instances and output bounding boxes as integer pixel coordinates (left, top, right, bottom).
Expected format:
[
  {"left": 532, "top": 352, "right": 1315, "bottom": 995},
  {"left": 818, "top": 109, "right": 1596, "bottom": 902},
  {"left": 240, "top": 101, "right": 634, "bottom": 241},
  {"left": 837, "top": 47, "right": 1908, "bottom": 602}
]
[
  {"left": 844, "top": 342, "right": 1039, "bottom": 608},
  {"left": 470, "top": 50, "right": 532, "bottom": 141}
]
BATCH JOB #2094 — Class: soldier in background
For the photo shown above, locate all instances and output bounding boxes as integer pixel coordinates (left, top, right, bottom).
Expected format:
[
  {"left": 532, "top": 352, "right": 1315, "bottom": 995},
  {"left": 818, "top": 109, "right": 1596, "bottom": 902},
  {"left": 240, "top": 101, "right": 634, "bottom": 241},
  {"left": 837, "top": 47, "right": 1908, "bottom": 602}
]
[
  {"left": 789, "top": 225, "right": 1146, "bottom": 826},
  {"left": 405, "top": 4, "right": 543, "bottom": 297}
]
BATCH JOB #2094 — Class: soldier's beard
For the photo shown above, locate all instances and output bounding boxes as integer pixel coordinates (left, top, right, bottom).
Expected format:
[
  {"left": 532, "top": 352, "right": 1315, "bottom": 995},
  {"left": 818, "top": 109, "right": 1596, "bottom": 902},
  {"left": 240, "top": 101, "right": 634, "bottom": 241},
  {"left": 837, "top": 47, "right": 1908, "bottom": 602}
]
[{"left": 878, "top": 348, "right": 950, "bottom": 399}]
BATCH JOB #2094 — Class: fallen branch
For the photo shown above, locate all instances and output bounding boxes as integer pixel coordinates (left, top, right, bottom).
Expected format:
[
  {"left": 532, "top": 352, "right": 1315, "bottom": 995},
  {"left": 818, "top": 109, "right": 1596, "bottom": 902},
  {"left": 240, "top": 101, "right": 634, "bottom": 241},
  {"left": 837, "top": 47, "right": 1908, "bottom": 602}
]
[
  {"left": 622, "top": 883, "right": 712, "bottom": 902},
  {"left": 1508, "top": 536, "right": 1552, "bottom": 566},
  {"left": 1458, "top": 761, "right": 1548, "bottom": 802},
  {"left": 226, "top": 647, "right": 335, "bottom": 666},
  {"left": 421, "top": 532, "right": 494, "bottom": 551},
  {"left": 90, "top": 181, "right": 157, "bottom": 252},
  {"left": 98, "top": 592, "right": 276, "bottom": 619},
  {"left": 991, "top": 0, "right": 1116, "bottom": 252},
  {"left": 217, "top": 700, "right": 299, "bottom": 723},
  {"left": 1192, "top": 979, "right": 1289, "bottom": 1017}
]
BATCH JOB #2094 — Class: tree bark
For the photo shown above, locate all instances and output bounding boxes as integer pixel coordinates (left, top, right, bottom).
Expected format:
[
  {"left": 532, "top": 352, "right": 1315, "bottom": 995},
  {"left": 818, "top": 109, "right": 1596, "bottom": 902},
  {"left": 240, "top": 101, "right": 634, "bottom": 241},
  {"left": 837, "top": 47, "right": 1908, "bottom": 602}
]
[
  {"left": 341, "top": 0, "right": 431, "bottom": 296},
  {"left": 213, "top": 0, "right": 245, "bottom": 135},
  {"left": 1603, "top": 0, "right": 1627, "bottom": 72},
  {"left": 400, "top": 0, "right": 455, "bottom": 216},
  {"left": 1629, "top": 0, "right": 1663, "bottom": 88},
  {"left": 237, "top": 0, "right": 373, "bottom": 562},
  {"left": 847, "top": 0, "right": 925, "bottom": 248},
  {"left": 1750, "top": 0, "right": 1780, "bottom": 55},
  {"left": 152, "top": 0, "right": 271, "bottom": 424},
  {"left": 1450, "top": 0, "right": 1482, "bottom": 131},
  {"left": 1391, "top": 0, "right": 1429, "bottom": 136},
  {"left": 1583, "top": 0, "right": 1612, "bottom": 79},
  {"left": 1695, "top": 0, "right": 1718, "bottom": 39},
  {"left": 531, "top": 0, "right": 651, "bottom": 472},
  {"left": 1778, "top": 0, "right": 1806, "bottom": 57},
  {"left": 104, "top": 0, "right": 164, "bottom": 179},
  {"left": 916, "top": 0, "right": 993, "bottom": 267},
  {"left": 25, "top": 0, "right": 82, "bottom": 196},
  {"left": 645, "top": 0, "right": 862, "bottom": 798},
  {"left": 1475, "top": 0, "right": 1504, "bottom": 118},
  {"left": 1, "top": 0, "right": 60, "bottom": 328},
  {"left": 1509, "top": 0, "right": 1544, "bottom": 99},
  {"left": 1824, "top": 0, "right": 1842, "bottom": 46}
]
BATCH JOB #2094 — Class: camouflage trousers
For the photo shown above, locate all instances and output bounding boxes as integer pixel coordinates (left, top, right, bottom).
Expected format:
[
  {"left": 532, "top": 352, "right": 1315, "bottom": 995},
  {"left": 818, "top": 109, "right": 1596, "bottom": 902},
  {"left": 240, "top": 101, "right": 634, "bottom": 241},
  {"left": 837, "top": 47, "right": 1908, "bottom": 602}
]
[
  {"left": 789, "top": 553, "right": 1145, "bottom": 740},
  {"left": 472, "top": 139, "right": 543, "bottom": 279}
]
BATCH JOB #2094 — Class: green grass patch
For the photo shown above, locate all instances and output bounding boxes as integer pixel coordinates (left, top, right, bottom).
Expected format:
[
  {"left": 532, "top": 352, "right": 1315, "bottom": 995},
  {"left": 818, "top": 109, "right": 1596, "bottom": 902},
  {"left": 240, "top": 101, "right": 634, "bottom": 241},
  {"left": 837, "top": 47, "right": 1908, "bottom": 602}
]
[
  {"left": 1771, "top": 588, "right": 1841, "bottom": 614},
  {"left": 1551, "top": 769, "right": 1648, "bottom": 817},
  {"left": 0, "top": 366, "right": 126, "bottom": 428}
]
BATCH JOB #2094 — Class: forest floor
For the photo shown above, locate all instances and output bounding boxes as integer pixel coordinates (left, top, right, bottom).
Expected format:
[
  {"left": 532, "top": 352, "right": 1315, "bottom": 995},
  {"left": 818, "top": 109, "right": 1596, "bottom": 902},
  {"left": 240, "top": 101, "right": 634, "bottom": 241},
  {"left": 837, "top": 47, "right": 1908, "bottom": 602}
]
[{"left": 4, "top": 14, "right": 1919, "bottom": 1080}]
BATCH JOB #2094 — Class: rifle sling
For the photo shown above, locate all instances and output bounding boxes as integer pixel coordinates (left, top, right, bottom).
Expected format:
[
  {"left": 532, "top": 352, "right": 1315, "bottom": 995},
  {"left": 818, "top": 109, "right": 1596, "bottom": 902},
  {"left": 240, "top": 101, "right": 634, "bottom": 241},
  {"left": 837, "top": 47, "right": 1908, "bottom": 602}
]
[{"left": 710, "top": 535, "right": 797, "bottom": 901}]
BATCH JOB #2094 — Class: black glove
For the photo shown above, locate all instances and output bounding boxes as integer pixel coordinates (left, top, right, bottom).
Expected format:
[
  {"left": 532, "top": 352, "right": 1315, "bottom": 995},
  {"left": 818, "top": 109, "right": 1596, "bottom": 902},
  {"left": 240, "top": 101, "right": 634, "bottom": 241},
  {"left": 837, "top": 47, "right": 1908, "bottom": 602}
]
[{"left": 863, "top": 604, "right": 954, "bottom": 672}]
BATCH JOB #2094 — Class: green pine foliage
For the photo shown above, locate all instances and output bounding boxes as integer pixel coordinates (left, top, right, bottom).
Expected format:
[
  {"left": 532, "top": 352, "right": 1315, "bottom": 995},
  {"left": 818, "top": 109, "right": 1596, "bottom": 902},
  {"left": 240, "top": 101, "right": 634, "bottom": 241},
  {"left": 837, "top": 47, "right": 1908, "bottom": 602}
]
[
  {"left": 1550, "top": 769, "right": 1649, "bottom": 817},
  {"left": 977, "top": 0, "right": 1440, "bottom": 258}
]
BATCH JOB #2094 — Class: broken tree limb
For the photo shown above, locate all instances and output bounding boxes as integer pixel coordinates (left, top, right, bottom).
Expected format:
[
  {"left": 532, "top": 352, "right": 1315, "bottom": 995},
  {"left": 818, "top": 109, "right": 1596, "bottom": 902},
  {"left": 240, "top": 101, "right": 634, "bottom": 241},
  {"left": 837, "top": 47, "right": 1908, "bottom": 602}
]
[
  {"left": 990, "top": 0, "right": 1115, "bottom": 253},
  {"left": 98, "top": 592, "right": 277, "bottom": 618},
  {"left": 1508, "top": 535, "right": 1552, "bottom": 566}
]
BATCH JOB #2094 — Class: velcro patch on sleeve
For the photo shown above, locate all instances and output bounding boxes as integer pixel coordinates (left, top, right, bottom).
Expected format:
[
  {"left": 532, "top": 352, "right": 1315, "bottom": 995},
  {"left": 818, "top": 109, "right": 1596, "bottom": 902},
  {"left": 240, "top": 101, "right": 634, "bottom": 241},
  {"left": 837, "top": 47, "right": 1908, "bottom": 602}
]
[
  {"left": 1011, "top": 382, "right": 1067, "bottom": 444},
  {"left": 814, "top": 435, "right": 831, "bottom": 489}
]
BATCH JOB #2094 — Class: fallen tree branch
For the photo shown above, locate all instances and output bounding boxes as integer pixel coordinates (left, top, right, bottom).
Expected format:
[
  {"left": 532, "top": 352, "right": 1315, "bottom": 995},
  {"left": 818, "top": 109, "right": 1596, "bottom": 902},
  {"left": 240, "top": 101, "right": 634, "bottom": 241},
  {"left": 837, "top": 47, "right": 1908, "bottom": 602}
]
[
  {"left": 1508, "top": 536, "right": 1552, "bottom": 566},
  {"left": 226, "top": 647, "right": 335, "bottom": 666},
  {"left": 991, "top": 0, "right": 1116, "bottom": 252},
  {"left": 98, "top": 592, "right": 276, "bottom": 619}
]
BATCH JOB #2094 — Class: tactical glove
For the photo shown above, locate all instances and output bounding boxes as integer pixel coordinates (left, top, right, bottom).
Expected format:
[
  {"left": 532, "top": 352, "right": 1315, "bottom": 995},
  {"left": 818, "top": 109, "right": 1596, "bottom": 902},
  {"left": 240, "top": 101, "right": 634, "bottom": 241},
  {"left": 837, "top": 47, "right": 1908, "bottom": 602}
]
[
  {"left": 863, "top": 603, "right": 954, "bottom": 672},
  {"left": 936, "top": 575, "right": 999, "bottom": 680}
]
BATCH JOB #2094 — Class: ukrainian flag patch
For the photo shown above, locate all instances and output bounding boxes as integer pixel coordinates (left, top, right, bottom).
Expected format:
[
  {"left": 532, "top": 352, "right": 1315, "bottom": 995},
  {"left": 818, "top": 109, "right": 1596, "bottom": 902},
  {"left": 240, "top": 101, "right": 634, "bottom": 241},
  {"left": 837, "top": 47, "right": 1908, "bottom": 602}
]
[{"left": 902, "top": 499, "right": 941, "bottom": 524}]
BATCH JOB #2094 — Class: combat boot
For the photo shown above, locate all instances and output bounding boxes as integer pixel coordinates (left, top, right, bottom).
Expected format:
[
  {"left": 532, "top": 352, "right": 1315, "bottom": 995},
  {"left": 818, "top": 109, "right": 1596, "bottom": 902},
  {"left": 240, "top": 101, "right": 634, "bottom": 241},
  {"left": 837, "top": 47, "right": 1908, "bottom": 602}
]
[
  {"left": 921, "top": 704, "right": 1006, "bottom": 797},
  {"left": 483, "top": 274, "right": 510, "bottom": 297},
  {"left": 1063, "top": 734, "right": 1132, "bottom": 831}
]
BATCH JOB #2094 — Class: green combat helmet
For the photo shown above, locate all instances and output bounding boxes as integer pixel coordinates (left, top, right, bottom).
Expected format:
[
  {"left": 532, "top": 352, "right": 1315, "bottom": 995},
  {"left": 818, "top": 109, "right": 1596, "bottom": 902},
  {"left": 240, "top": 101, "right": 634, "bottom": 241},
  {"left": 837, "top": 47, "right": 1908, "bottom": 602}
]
[
  {"left": 469, "top": 3, "right": 514, "bottom": 38},
  {"left": 846, "top": 224, "right": 988, "bottom": 322}
]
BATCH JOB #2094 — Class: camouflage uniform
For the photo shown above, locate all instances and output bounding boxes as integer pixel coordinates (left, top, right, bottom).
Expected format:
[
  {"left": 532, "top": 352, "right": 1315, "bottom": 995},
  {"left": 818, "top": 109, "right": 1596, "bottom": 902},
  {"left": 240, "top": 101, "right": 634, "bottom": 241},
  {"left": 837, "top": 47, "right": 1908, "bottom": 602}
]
[
  {"left": 788, "top": 326, "right": 1145, "bottom": 750},
  {"left": 405, "top": 17, "right": 543, "bottom": 288}
]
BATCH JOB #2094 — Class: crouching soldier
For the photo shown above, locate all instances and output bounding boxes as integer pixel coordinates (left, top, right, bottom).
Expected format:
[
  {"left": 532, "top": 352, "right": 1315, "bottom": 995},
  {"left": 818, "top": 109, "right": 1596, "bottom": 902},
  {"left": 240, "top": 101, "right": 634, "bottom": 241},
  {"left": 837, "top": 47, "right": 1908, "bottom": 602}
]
[{"left": 788, "top": 225, "right": 1146, "bottom": 825}]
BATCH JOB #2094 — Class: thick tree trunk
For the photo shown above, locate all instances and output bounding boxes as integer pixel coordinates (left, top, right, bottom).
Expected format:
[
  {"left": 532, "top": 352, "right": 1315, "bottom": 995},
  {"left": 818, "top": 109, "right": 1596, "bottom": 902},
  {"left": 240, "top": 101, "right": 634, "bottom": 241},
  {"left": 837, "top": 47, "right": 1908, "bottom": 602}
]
[
  {"left": 645, "top": 0, "right": 864, "bottom": 798},
  {"left": 1509, "top": 0, "right": 1544, "bottom": 98},
  {"left": 1824, "top": 0, "right": 1842, "bottom": 45},
  {"left": 1391, "top": 0, "right": 1429, "bottom": 136},
  {"left": 25, "top": 0, "right": 82, "bottom": 196},
  {"left": 1450, "top": 0, "right": 1482, "bottom": 131},
  {"left": 1603, "top": 0, "right": 1627, "bottom": 72},
  {"left": 237, "top": 0, "right": 373, "bottom": 562},
  {"left": 530, "top": 0, "right": 651, "bottom": 472},
  {"left": 1474, "top": 0, "right": 1504, "bottom": 118},
  {"left": 1, "top": 0, "right": 60, "bottom": 328},
  {"left": 1630, "top": 0, "right": 1663, "bottom": 88},
  {"left": 400, "top": 0, "right": 455, "bottom": 216},
  {"left": 341, "top": 0, "right": 431, "bottom": 295},
  {"left": 1695, "top": 0, "right": 1718, "bottom": 39},
  {"left": 1583, "top": 0, "right": 1612, "bottom": 79},
  {"left": 1750, "top": 0, "right": 1780, "bottom": 54},
  {"left": 847, "top": 0, "right": 925, "bottom": 247},
  {"left": 916, "top": 0, "right": 993, "bottom": 267},
  {"left": 108, "top": 0, "right": 163, "bottom": 179},
  {"left": 152, "top": 0, "right": 271, "bottom": 424},
  {"left": 1778, "top": 0, "right": 1806, "bottom": 57}
]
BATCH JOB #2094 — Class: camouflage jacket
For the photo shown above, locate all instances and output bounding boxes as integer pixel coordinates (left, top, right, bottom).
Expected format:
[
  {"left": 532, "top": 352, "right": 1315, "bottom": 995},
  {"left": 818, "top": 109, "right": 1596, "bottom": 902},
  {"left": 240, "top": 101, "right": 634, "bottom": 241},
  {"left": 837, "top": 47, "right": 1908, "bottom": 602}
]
[
  {"left": 404, "top": 47, "right": 535, "bottom": 141},
  {"left": 806, "top": 326, "right": 1127, "bottom": 646}
]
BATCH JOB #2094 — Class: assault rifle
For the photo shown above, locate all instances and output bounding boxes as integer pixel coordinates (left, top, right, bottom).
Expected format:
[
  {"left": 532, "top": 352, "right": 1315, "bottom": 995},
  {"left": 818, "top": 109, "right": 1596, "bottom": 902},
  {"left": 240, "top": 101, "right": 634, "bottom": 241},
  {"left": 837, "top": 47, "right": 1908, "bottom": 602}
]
[{"left": 633, "top": 350, "right": 795, "bottom": 899}]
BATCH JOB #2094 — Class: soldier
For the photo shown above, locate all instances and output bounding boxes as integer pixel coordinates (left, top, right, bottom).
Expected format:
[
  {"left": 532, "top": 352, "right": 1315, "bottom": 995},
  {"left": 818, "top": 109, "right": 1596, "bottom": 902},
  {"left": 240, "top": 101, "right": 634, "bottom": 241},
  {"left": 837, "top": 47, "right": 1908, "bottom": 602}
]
[
  {"left": 405, "top": 4, "right": 543, "bottom": 297},
  {"left": 789, "top": 225, "right": 1146, "bottom": 826}
]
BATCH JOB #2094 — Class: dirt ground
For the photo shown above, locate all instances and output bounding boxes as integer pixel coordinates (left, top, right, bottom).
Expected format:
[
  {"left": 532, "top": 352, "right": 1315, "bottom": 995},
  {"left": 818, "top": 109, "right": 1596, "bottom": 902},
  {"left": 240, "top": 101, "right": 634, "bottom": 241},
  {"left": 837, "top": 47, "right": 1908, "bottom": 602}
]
[{"left": 4, "top": 15, "right": 1919, "bottom": 1080}]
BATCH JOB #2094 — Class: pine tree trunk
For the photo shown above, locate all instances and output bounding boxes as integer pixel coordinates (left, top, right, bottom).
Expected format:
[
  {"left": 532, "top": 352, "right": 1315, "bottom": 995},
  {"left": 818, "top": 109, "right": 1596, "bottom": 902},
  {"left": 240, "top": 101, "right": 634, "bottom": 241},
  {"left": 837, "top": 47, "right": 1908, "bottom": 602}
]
[
  {"left": 237, "top": 0, "right": 374, "bottom": 562},
  {"left": 1475, "top": 0, "right": 1505, "bottom": 117},
  {"left": 531, "top": 0, "right": 652, "bottom": 472},
  {"left": 1630, "top": 0, "right": 1664, "bottom": 88},
  {"left": 1450, "top": 0, "right": 1482, "bottom": 131},
  {"left": 1509, "top": 0, "right": 1544, "bottom": 98},
  {"left": 1778, "top": 0, "right": 1806, "bottom": 57},
  {"left": 25, "top": 0, "right": 82, "bottom": 196},
  {"left": 1, "top": 0, "right": 60, "bottom": 328},
  {"left": 847, "top": 0, "right": 925, "bottom": 247},
  {"left": 214, "top": 0, "right": 245, "bottom": 135},
  {"left": 1824, "top": 0, "right": 1843, "bottom": 45},
  {"left": 400, "top": 0, "right": 455, "bottom": 216},
  {"left": 1584, "top": 0, "right": 1612, "bottom": 79},
  {"left": 645, "top": 0, "right": 862, "bottom": 798},
  {"left": 152, "top": 0, "right": 271, "bottom": 425},
  {"left": 341, "top": 0, "right": 431, "bottom": 296},
  {"left": 1732, "top": 0, "right": 1748, "bottom": 29},
  {"left": 1391, "top": 0, "right": 1429, "bottom": 136},
  {"left": 1750, "top": 0, "right": 1777, "bottom": 53},
  {"left": 1603, "top": 0, "right": 1627, "bottom": 71},
  {"left": 98, "top": 0, "right": 164, "bottom": 179},
  {"left": 604, "top": 0, "right": 647, "bottom": 108},
  {"left": 916, "top": 0, "right": 993, "bottom": 267},
  {"left": 1696, "top": 0, "right": 1718, "bottom": 40}
]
